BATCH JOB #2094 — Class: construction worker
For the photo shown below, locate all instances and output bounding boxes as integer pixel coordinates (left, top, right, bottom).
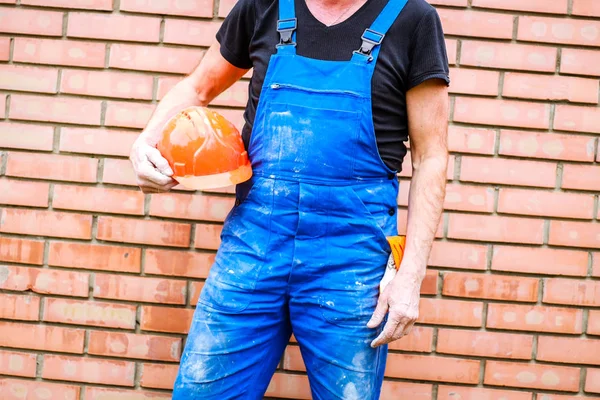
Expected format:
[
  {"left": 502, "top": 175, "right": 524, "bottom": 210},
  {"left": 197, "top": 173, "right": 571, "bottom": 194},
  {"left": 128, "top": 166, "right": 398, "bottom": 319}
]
[{"left": 130, "top": 0, "right": 449, "bottom": 397}]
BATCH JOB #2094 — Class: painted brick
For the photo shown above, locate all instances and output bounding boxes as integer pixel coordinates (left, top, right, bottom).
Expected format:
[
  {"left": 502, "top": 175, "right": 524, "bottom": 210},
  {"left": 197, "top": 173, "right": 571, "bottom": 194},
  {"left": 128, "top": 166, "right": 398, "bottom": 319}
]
[
  {"left": 484, "top": 360, "right": 580, "bottom": 392},
  {"left": 437, "top": 329, "right": 533, "bottom": 359},
  {"left": 140, "top": 306, "right": 193, "bottom": 334},
  {"left": 419, "top": 298, "right": 483, "bottom": 327},
  {"left": 97, "top": 216, "right": 191, "bottom": 248},
  {"left": 487, "top": 303, "right": 583, "bottom": 334},
  {"left": 149, "top": 192, "right": 234, "bottom": 222},
  {"left": 438, "top": 386, "right": 533, "bottom": 400},
  {"left": 492, "top": 246, "right": 588, "bottom": 277},
  {"left": 0, "top": 7, "right": 63, "bottom": 36},
  {"left": 438, "top": 9, "right": 513, "bottom": 39},
  {"left": 105, "top": 101, "right": 155, "bottom": 129},
  {"left": 21, "top": 0, "right": 112, "bottom": 8},
  {"left": 538, "top": 336, "right": 600, "bottom": 365},
  {"left": 518, "top": 16, "right": 600, "bottom": 47},
  {"left": 498, "top": 188, "right": 594, "bottom": 219},
  {"left": 163, "top": 19, "right": 221, "bottom": 47},
  {"left": 103, "top": 158, "right": 138, "bottom": 186},
  {"left": 387, "top": 326, "right": 433, "bottom": 353},
  {"left": 43, "top": 355, "right": 135, "bottom": 386},
  {"left": 386, "top": 354, "right": 480, "bottom": 383},
  {"left": 94, "top": 274, "right": 186, "bottom": 305},
  {"left": 109, "top": 44, "right": 203, "bottom": 74},
  {"left": 194, "top": 223, "right": 222, "bottom": 250},
  {"left": 562, "top": 164, "right": 600, "bottom": 191},
  {"left": 6, "top": 152, "right": 98, "bottom": 183},
  {"left": 586, "top": 368, "right": 600, "bottom": 393},
  {"left": 43, "top": 298, "right": 136, "bottom": 329},
  {"left": 0, "top": 321, "right": 84, "bottom": 353},
  {"left": 448, "top": 126, "right": 496, "bottom": 155},
  {"left": 448, "top": 213, "right": 544, "bottom": 245},
  {"left": 460, "top": 41, "right": 557, "bottom": 72},
  {"left": 561, "top": 48, "right": 600, "bottom": 77},
  {"left": 67, "top": 12, "right": 161, "bottom": 42},
  {"left": 555, "top": 105, "right": 600, "bottom": 134},
  {"left": 503, "top": 72, "right": 598, "bottom": 104},
  {"left": 120, "top": 0, "right": 213, "bottom": 17},
  {"left": 442, "top": 272, "right": 539, "bottom": 302},
  {"left": 0, "top": 237, "right": 44, "bottom": 265},
  {"left": 0, "top": 265, "right": 89, "bottom": 297},
  {"left": 0, "top": 178, "right": 49, "bottom": 207},
  {"left": 13, "top": 37, "right": 105, "bottom": 68},
  {"left": 88, "top": 330, "right": 181, "bottom": 362},
  {"left": 428, "top": 241, "right": 488, "bottom": 270},
  {"left": 0, "top": 293, "right": 40, "bottom": 321},
  {"left": 0, "top": 350, "right": 37, "bottom": 378},
  {"left": 48, "top": 241, "right": 141, "bottom": 273},
  {"left": 460, "top": 156, "right": 556, "bottom": 188},
  {"left": 61, "top": 69, "right": 154, "bottom": 100},
  {"left": 0, "top": 122, "right": 54, "bottom": 151},
  {"left": 472, "top": 0, "right": 568, "bottom": 14},
  {"left": 499, "top": 130, "right": 596, "bottom": 162},
  {"left": 454, "top": 97, "right": 551, "bottom": 129},
  {"left": 0, "top": 208, "right": 92, "bottom": 239},
  {"left": 145, "top": 249, "right": 214, "bottom": 279},
  {"left": 543, "top": 278, "right": 600, "bottom": 306},
  {"left": 0, "top": 64, "right": 58, "bottom": 93},
  {"left": 449, "top": 68, "right": 499, "bottom": 97},
  {"left": 0, "top": 378, "right": 80, "bottom": 400},
  {"left": 53, "top": 185, "right": 145, "bottom": 215},
  {"left": 573, "top": 0, "right": 600, "bottom": 17},
  {"left": 11, "top": 93, "right": 102, "bottom": 125},
  {"left": 442, "top": 183, "right": 495, "bottom": 213},
  {"left": 140, "top": 363, "right": 178, "bottom": 390},
  {"left": 85, "top": 388, "right": 172, "bottom": 400},
  {"left": 59, "top": 127, "right": 138, "bottom": 157}
]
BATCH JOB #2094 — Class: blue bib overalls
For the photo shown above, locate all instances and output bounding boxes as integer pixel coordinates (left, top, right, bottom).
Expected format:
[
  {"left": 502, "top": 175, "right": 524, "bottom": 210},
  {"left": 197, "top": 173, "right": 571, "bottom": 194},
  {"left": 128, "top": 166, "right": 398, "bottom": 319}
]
[{"left": 173, "top": 0, "right": 408, "bottom": 397}]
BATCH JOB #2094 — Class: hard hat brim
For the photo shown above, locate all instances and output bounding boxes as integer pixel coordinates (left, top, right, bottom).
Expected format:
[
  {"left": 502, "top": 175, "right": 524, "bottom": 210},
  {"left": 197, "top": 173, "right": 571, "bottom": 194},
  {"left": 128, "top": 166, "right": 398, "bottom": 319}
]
[{"left": 173, "top": 164, "right": 253, "bottom": 191}]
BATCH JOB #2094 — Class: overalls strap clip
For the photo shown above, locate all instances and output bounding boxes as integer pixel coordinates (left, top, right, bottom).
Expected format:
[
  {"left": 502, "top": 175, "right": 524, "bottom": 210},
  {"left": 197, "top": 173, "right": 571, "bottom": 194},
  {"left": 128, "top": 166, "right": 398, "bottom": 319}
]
[
  {"left": 353, "top": 29, "right": 385, "bottom": 60},
  {"left": 277, "top": 18, "right": 298, "bottom": 46}
]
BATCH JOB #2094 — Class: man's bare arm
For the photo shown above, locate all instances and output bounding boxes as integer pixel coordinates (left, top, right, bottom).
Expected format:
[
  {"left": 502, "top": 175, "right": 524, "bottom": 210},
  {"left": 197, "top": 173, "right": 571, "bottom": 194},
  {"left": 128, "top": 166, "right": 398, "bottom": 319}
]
[{"left": 130, "top": 42, "right": 249, "bottom": 193}]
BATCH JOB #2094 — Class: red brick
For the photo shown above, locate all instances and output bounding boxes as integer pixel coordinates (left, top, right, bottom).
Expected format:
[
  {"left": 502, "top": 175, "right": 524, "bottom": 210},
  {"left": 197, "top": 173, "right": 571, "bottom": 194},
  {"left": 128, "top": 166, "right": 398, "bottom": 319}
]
[
  {"left": 0, "top": 7, "right": 62, "bottom": 36},
  {"left": 85, "top": 388, "right": 172, "bottom": 400},
  {"left": 97, "top": 216, "right": 191, "bottom": 248},
  {"left": 550, "top": 220, "right": 600, "bottom": 248},
  {"left": 120, "top": 0, "right": 213, "bottom": 17},
  {"left": 164, "top": 19, "right": 221, "bottom": 47},
  {"left": 0, "top": 94, "right": 5, "bottom": 118},
  {"left": 10, "top": 94, "right": 101, "bottom": 126},
  {"left": 109, "top": 44, "right": 203, "bottom": 74},
  {"left": 7, "top": 152, "right": 98, "bottom": 182},
  {"left": 43, "top": 355, "right": 134, "bottom": 386},
  {"left": 455, "top": 97, "right": 551, "bottom": 129},
  {"left": 0, "top": 237, "right": 44, "bottom": 265},
  {"left": 149, "top": 192, "right": 234, "bottom": 222},
  {"left": 0, "top": 265, "right": 89, "bottom": 297},
  {"left": 54, "top": 185, "right": 144, "bottom": 215},
  {"left": 586, "top": 368, "right": 600, "bottom": 393},
  {"left": 388, "top": 326, "right": 433, "bottom": 353},
  {"left": 573, "top": 0, "right": 600, "bottom": 17},
  {"left": 446, "top": 39, "right": 457, "bottom": 65},
  {"left": 544, "top": 278, "right": 600, "bottom": 306},
  {"left": 527, "top": 395, "right": 581, "bottom": 400},
  {"left": 282, "top": 345, "right": 306, "bottom": 371},
  {"left": 59, "top": 127, "right": 137, "bottom": 157},
  {"left": 438, "top": 9, "right": 512, "bottom": 39},
  {"left": 500, "top": 130, "right": 596, "bottom": 162},
  {"left": 145, "top": 248, "right": 214, "bottom": 278},
  {"left": 594, "top": 254, "right": 600, "bottom": 278},
  {"left": 88, "top": 330, "right": 181, "bottom": 362},
  {"left": 0, "top": 209, "right": 92, "bottom": 239},
  {"left": 472, "top": 0, "right": 567, "bottom": 13},
  {"left": 429, "top": 241, "right": 488, "bottom": 271},
  {"left": 0, "top": 122, "right": 54, "bottom": 152},
  {"left": 0, "top": 293, "right": 40, "bottom": 321},
  {"left": 588, "top": 311, "right": 600, "bottom": 335},
  {"left": 380, "top": 382, "right": 432, "bottom": 400},
  {"left": 460, "top": 41, "right": 556, "bottom": 72},
  {"left": 460, "top": 156, "right": 556, "bottom": 188},
  {"left": 487, "top": 303, "right": 583, "bottom": 334},
  {"left": 140, "top": 363, "right": 178, "bottom": 390},
  {"left": 0, "top": 350, "right": 37, "bottom": 378},
  {"left": 519, "top": 16, "right": 600, "bottom": 47},
  {"left": 449, "top": 68, "right": 499, "bottom": 97},
  {"left": 156, "top": 76, "right": 182, "bottom": 100},
  {"left": 492, "top": 246, "right": 588, "bottom": 277},
  {"left": 562, "top": 164, "right": 600, "bottom": 191},
  {"left": 448, "top": 213, "right": 544, "bottom": 244},
  {"left": 213, "top": 81, "right": 250, "bottom": 108},
  {"left": 443, "top": 183, "right": 495, "bottom": 213},
  {"left": 0, "top": 321, "right": 84, "bottom": 353},
  {"left": 0, "top": 378, "right": 80, "bottom": 400},
  {"left": 264, "top": 372, "right": 311, "bottom": 399},
  {"left": 428, "top": 0, "right": 467, "bottom": 5},
  {"left": 437, "top": 329, "right": 533, "bottom": 359},
  {"left": 448, "top": 126, "right": 496, "bottom": 155},
  {"left": 0, "top": 64, "right": 58, "bottom": 93},
  {"left": 443, "top": 272, "right": 539, "bottom": 302},
  {"left": 484, "top": 360, "right": 580, "bottom": 391},
  {"left": 538, "top": 336, "right": 600, "bottom": 365},
  {"left": 400, "top": 152, "right": 455, "bottom": 180},
  {"left": 13, "top": 37, "right": 105, "bottom": 68},
  {"left": 421, "top": 270, "right": 438, "bottom": 295},
  {"left": 105, "top": 101, "right": 155, "bottom": 129},
  {"left": 61, "top": 69, "right": 153, "bottom": 100},
  {"left": 561, "top": 48, "right": 600, "bottom": 77},
  {"left": 22, "top": 0, "right": 112, "bottom": 8},
  {"left": 555, "top": 105, "right": 600, "bottom": 134},
  {"left": 68, "top": 12, "right": 160, "bottom": 42},
  {"left": 189, "top": 281, "right": 204, "bottom": 305},
  {"left": 103, "top": 158, "right": 137, "bottom": 186},
  {"left": 43, "top": 298, "right": 136, "bottom": 329},
  {"left": 194, "top": 223, "right": 222, "bottom": 250},
  {"left": 0, "top": 37, "right": 8, "bottom": 61},
  {"left": 438, "top": 386, "right": 532, "bottom": 400},
  {"left": 0, "top": 178, "right": 49, "bottom": 207},
  {"left": 141, "top": 305, "right": 194, "bottom": 334},
  {"left": 419, "top": 298, "right": 483, "bottom": 327},
  {"left": 218, "top": 0, "right": 237, "bottom": 17},
  {"left": 503, "top": 72, "right": 598, "bottom": 104},
  {"left": 48, "top": 241, "right": 141, "bottom": 273},
  {"left": 386, "top": 354, "right": 480, "bottom": 383},
  {"left": 94, "top": 273, "right": 186, "bottom": 305},
  {"left": 499, "top": 188, "right": 594, "bottom": 219}
]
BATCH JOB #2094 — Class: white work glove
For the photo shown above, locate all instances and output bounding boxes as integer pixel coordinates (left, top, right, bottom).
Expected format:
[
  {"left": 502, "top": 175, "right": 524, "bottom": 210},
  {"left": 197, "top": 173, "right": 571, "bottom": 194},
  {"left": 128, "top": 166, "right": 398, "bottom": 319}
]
[
  {"left": 130, "top": 140, "right": 177, "bottom": 194},
  {"left": 379, "top": 253, "right": 397, "bottom": 294}
]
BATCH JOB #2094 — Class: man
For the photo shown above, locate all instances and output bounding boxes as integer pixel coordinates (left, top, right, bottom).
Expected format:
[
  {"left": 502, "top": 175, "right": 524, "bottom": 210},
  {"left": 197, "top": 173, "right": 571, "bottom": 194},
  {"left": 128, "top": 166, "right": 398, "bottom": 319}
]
[{"left": 130, "top": 0, "right": 449, "bottom": 397}]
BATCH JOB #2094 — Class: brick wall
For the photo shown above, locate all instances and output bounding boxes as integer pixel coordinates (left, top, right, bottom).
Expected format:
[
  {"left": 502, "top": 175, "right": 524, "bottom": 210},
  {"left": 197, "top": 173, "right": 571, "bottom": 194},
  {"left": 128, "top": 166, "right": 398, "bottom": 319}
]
[{"left": 0, "top": 0, "right": 599, "bottom": 399}]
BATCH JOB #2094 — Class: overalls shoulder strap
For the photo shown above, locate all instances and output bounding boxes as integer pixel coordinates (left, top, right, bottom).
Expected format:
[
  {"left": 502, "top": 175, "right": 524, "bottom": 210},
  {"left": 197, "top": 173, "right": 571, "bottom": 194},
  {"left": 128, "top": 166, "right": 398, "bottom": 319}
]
[{"left": 277, "top": 0, "right": 298, "bottom": 53}]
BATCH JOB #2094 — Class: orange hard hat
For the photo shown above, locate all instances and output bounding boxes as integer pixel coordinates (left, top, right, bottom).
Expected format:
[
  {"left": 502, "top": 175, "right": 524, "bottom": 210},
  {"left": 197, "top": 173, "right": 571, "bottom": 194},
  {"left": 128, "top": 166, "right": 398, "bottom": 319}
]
[{"left": 157, "top": 106, "right": 252, "bottom": 190}]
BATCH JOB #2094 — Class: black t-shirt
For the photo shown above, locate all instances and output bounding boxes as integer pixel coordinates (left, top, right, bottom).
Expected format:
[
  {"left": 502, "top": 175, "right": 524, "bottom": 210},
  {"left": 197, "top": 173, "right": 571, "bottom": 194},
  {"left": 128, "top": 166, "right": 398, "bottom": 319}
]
[{"left": 216, "top": 0, "right": 449, "bottom": 171}]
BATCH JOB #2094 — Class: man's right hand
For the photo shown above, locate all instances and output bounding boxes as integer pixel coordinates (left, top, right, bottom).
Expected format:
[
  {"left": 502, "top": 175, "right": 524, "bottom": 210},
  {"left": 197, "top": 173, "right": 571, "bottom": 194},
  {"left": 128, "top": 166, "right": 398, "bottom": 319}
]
[{"left": 130, "top": 140, "right": 178, "bottom": 194}]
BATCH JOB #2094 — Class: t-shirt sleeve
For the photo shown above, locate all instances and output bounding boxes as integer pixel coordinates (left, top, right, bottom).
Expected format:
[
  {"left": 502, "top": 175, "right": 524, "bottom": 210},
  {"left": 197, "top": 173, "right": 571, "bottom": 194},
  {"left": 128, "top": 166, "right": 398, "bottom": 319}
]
[
  {"left": 407, "top": 7, "right": 450, "bottom": 90},
  {"left": 216, "top": 0, "right": 256, "bottom": 70}
]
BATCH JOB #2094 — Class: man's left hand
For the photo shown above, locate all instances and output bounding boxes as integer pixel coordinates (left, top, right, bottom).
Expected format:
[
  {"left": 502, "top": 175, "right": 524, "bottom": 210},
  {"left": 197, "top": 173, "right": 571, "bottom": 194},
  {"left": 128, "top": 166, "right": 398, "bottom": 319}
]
[{"left": 367, "top": 270, "right": 421, "bottom": 348}]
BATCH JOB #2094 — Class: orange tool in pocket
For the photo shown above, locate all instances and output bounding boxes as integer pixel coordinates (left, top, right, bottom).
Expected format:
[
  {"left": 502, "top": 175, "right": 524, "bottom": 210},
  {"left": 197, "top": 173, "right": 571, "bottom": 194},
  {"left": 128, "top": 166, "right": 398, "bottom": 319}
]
[{"left": 379, "top": 235, "right": 406, "bottom": 294}]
